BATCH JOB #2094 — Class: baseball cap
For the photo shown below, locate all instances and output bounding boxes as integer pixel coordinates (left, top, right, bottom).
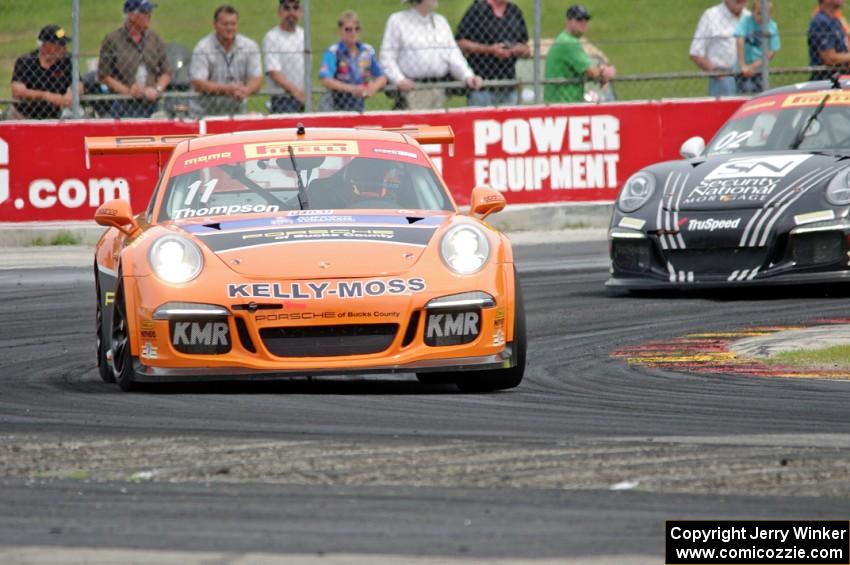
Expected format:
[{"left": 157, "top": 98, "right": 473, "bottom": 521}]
[
  {"left": 566, "top": 4, "right": 591, "bottom": 20},
  {"left": 38, "top": 25, "right": 70, "bottom": 46},
  {"left": 124, "top": 0, "right": 158, "bottom": 13}
]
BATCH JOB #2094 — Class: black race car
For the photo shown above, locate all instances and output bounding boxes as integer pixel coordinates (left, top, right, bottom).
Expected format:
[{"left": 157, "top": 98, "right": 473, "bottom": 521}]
[{"left": 608, "top": 79, "right": 850, "bottom": 289}]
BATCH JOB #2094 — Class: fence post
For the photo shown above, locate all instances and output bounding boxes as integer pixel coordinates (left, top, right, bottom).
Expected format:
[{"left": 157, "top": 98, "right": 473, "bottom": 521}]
[
  {"left": 303, "top": 0, "right": 313, "bottom": 113},
  {"left": 71, "top": 0, "right": 82, "bottom": 118},
  {"left": 533, "top": 0, "right": 541, "bottom": 104},
  {"left": 760, "top": 0, "right": 770, "bottom": 91}
]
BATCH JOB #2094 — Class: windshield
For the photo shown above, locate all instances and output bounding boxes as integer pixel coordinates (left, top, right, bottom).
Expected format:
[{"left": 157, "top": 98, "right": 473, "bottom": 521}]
[
  {"left": 158, "top": 147, "right": 453, "bottom": 222},
  {"left": 706, "top": 93, "right": 850, "bottom": 155}
]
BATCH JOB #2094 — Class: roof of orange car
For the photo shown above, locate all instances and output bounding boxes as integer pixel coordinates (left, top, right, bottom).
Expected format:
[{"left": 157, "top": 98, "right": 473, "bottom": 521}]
[
  {"left": 184, "top": 127, "right": 407, "bottom": 151},
  {"left": 84, "top": 126, "right": 454, "bottom": 166}
]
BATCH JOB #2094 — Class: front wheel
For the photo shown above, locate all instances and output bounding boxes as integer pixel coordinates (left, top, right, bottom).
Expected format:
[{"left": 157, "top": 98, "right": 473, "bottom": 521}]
[
  {"left": 95, "top": 265, "right": 115, "bottom": 384},
  {"left": 110, "top": 271, "right": 138, "bottom": 392},
  {"left": 418, "top": 273, "right": 527, "bottom": 393},
  {"left": 455, "top": 278, "right": 526, "bottom": 392}
]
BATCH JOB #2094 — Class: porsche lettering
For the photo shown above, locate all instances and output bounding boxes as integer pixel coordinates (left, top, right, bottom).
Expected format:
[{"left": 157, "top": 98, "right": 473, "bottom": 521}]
[
  {"left": 241, "top": 228, "right": 395, "bottom": 241},
  {"left": 256, "top": 312, "right": 340, "bottom": 321}
]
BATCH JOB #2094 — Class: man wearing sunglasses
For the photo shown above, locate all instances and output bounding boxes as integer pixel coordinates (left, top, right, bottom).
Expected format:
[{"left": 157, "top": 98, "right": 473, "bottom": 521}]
[
  {"left": 263, "top": 0, "right": 305, "bottom": 113},
  {"left": 319, "top": 11, "right": 387, "bottom": 112}
]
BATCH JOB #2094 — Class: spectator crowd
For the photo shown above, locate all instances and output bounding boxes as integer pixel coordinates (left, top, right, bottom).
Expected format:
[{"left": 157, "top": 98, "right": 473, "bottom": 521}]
[{"left": 7, "top": 0, "right": 850, "bottom": 120}]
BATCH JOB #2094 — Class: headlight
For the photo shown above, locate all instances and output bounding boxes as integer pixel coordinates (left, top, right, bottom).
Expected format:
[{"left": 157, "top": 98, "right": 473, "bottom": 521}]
[
  {"left": 440, "top": 225, "right": 490, "bottom": 274},
  {"left": 826, "top": 168, "right": 850, "bottom": 206},
  {"left": 617, "top": 172, "right": 656, "bottom": 213},
  {"left": 148, "top": 235, "right": 204, "bottom": 284}
]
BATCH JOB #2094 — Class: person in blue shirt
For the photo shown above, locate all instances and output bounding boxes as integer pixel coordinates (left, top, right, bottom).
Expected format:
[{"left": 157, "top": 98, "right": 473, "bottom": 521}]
[
  {"left": 735, "top": 0, "right": 780, "bottom": 93},
  {"left": 809, "top": 0, "right": 850, "bottom": 81},
  {"left": 319, "top": 11, "right": 387, "bottom": 112}
]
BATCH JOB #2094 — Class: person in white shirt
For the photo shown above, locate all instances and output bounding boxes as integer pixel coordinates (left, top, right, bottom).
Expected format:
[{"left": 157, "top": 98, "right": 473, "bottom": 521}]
[
  {"left": 262, "top": 0, "right": 305, "bottom": 113},
  {"left": 190, "top": 5, "right": 262, "bottom": 117},
  {"left": 379, "top": 0, "right": 482, "bottom": 110},
  {"left": 689, "top": 0, "right": 750, "bottom": 97}
]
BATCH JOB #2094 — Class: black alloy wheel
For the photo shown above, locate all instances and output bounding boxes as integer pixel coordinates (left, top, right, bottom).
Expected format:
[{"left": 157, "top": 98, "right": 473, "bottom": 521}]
[
  {"left": 95, "top": 264, "right": 115, "bottom": 383},
  {"left": 110, "top": 270, "right": 138, "bottom": 392},
  {"left": 455, "top": 274, "right": 527, "bottom": 393}
]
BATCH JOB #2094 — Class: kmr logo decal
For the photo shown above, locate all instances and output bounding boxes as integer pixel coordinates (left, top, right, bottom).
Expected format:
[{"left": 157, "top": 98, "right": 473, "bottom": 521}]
[
  {"left": 425, "top": 311, "right": 480, "bottom": 346},
  {"left": 171, "top": 321, "right": 230, "bottom": 354},
  {"left": 704, "top": 155, "right": 811, "bottom": 180}
]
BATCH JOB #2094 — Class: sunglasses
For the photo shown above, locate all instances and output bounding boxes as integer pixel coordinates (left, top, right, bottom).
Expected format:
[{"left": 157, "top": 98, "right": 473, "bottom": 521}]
[{"left": 342, "top": 26, "right": 361, "bottom": 32}]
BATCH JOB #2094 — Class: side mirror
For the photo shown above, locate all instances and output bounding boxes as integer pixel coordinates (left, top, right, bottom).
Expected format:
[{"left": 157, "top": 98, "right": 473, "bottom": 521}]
[
  {"left": 95, "top": 199, "right": 141, "bottom": 237},
  {"left": 680, "top": 136, "right": 706, "bottom": 159},
  {"left": 469, "top": 186, "right": 506, "bottom": 221}
]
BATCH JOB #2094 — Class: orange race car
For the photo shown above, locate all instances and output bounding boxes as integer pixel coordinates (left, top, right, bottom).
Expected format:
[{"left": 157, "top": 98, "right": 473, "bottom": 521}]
[{"left": 88, "top": 125, "right": 525, "bottom": 392}]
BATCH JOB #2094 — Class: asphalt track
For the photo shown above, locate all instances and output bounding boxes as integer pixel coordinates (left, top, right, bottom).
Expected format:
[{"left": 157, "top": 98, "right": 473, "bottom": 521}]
[{"left": 1, "top": 238, "right": 850, "bottom": 563}]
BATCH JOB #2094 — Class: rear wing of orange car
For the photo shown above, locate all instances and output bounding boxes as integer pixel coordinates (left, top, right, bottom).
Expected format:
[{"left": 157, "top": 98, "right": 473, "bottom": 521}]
[
  {"left": 84, "top": 125, "right": 455, "bottom": 168},
  {"left": 84, "top": 134, "right": 198, "bottom": 169},
  {"left": 357, "top": 125, "right": 455, "bottom": 155}
]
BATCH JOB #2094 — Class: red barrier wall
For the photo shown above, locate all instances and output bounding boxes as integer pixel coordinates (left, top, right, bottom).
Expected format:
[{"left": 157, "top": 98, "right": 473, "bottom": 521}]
[{"left": 0, "top": 99, "right": 744, "bottom": 222}]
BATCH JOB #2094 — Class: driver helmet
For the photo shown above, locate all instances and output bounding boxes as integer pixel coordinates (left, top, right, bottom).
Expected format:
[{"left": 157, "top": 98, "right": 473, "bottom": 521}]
[{"left": 349, "top": 159, "right": 401, "bottom": 200}]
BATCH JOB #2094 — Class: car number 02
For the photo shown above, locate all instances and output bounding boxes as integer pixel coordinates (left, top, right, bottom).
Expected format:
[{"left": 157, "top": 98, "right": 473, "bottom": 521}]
[{"left": 713, "top": 131, "right": 752, "bottom": 151}]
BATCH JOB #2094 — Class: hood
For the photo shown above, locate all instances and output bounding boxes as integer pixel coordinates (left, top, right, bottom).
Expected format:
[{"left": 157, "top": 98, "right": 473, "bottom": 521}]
[
  {"left": 661, "top": 152, "right": 843, "bottom": 212},
  {"left": 175, "top": 212, "right": 452, "bottom": 279}
]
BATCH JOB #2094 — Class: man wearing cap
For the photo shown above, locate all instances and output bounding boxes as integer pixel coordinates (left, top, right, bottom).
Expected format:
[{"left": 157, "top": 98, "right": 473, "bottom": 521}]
[
  {"left": 10, "top": 25, "right": 80, "bottom": 120},
  {"left": 689, "top": 0, "right": 749, "bottom": 96},
  {"left": 98, "top": 0, "right": 171, "bottom": 118},
  {"left": 191, "top": 5, "right": 263, "bottom": 117},
  {"left": 379, "top": 0, "right": 482, "bottom": 110},
  {"left": 544, "top": 4, "right": 615, "bottom": 103},
  {"left": 263, "top": 0, "right": 305, "bottom": 113}
]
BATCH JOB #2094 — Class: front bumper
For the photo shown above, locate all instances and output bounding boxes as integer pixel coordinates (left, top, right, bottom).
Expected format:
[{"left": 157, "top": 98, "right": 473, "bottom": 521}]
[
  {"left": 131, "top": 347, "right": 515, "bottom": 382},
  {"left": 607, "top": 223, "right": 850, "bottom": 289},
  {"left": 123, "top": 265, "right": 517, "bottom": 379}
]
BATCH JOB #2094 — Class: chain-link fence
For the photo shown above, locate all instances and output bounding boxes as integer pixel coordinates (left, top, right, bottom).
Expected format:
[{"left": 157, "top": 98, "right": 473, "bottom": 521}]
[{"left": 0, "top": 0, "right": 844, "bottom": 120}]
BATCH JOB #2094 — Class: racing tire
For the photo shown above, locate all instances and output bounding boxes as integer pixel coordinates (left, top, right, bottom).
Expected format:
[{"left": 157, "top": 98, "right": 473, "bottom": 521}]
[
  {"left": 110, "top": 271, "right": 138, "bottom": 392},
  {"left": 95, "top": 264, "right": 116, "bottom": 384},
  {"left": 417, "top": 273, "right": 526, "bottom": 393},
  {"left": 455, "top": 278, "right": 526, "bottom": 393}
]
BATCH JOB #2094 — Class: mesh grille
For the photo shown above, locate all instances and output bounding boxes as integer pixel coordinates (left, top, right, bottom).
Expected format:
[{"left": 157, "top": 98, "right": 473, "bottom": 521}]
[
  {"left": 664, "top": 248, "right": 768, "bottom": 275},
  {"left": 791, "top": 232, "right": 845, "bottom": 267},
  {"left": 260, "top": 324, "right": 398, "bottom": 357}
]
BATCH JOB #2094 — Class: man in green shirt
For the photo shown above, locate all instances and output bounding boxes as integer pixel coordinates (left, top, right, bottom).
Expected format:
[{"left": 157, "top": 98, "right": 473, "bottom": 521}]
[{"left": 544, "top": 4, "right": 615, "bottom": 103}]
